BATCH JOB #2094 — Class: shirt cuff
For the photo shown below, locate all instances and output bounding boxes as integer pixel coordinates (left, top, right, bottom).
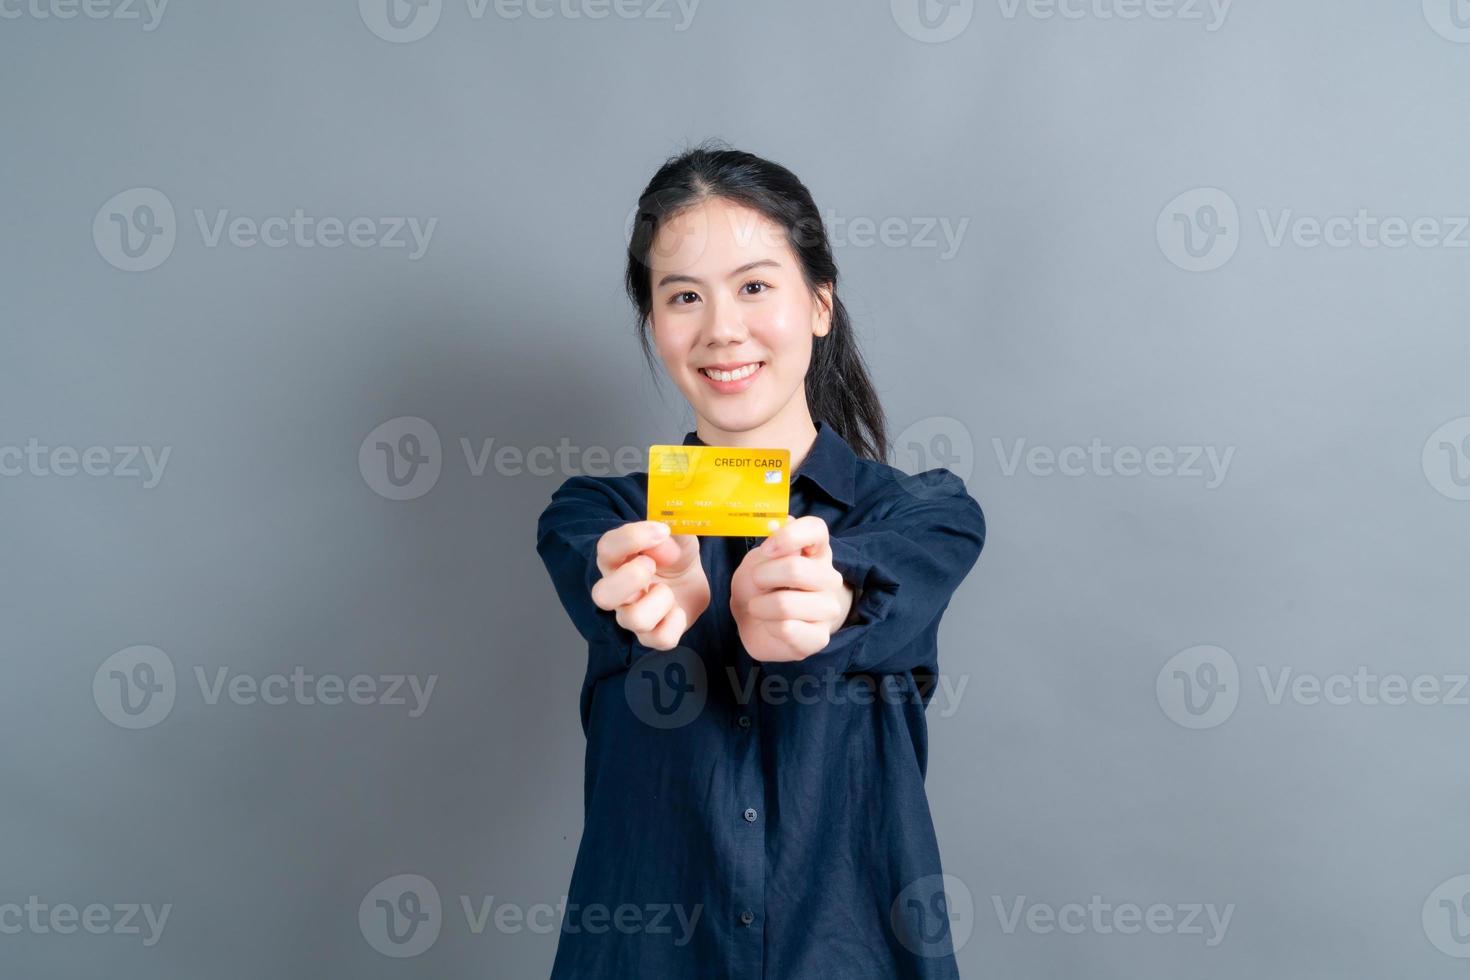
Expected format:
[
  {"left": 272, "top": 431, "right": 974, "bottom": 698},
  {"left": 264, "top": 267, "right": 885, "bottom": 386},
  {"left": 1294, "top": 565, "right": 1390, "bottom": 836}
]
[{"left": 759, "top": 536, "right": 899, "bottom": 679}]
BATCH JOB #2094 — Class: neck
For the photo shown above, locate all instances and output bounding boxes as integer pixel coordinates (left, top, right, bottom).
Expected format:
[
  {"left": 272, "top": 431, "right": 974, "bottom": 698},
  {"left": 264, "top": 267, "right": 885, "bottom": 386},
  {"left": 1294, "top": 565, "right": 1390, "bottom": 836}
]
[{"left": 695, "top": 398, "right": 820, "bottom": 470}]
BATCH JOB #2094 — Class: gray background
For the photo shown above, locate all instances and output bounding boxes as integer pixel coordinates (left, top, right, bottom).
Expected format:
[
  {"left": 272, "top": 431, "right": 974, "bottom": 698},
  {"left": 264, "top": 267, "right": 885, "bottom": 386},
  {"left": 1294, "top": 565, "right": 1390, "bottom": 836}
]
[{"left": 4, "top": 0, "right": 1469, "bottom": 976}]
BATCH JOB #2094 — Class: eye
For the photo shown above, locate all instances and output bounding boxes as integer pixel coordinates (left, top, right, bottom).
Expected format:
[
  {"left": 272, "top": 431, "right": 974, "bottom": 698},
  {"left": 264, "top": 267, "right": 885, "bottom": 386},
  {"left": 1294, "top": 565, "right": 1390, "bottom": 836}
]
[
  {"left": 668, "top": 290, "right": 700, "bottom": 306},
  {"left": 741, "top": 280, "right": 774, "bottom": 295}
]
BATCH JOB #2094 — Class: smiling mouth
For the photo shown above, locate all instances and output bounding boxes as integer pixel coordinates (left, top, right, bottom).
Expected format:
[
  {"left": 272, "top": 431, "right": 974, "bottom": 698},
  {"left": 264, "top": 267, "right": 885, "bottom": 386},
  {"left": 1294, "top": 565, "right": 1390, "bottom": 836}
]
[{"left": 697, "top": 361, "right": 764, "bottom": 382}]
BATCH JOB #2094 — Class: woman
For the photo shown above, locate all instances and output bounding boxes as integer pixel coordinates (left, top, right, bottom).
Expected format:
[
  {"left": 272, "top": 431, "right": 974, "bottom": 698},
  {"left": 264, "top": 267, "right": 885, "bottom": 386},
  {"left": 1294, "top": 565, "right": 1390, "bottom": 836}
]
[{"left": 535, "top": 142, "right": 986, "bottom": 978}]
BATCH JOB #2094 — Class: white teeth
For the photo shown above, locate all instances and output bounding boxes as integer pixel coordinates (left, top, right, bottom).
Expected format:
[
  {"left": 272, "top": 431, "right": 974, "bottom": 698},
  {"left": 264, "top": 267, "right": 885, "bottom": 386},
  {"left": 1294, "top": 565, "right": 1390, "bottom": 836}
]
[{"left": 701, "top": 363, "right": 760, "bottom": 382}]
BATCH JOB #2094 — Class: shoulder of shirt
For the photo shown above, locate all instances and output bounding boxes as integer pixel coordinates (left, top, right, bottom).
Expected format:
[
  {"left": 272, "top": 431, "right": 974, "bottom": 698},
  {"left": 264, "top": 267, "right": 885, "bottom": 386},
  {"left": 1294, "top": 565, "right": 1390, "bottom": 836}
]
[
  {"left": 851, "top": 458, "right": 985, "bottom": 524},
  {"left": 851, "top": 456, "right": 973, "bottom": 501}
]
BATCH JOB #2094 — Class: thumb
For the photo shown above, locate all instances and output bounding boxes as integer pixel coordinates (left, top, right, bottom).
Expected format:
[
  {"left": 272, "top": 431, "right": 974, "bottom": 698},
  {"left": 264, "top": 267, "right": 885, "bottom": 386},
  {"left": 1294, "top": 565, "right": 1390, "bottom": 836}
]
[{"left": 646, "top": 533, "right": 700, "bottom": 575}]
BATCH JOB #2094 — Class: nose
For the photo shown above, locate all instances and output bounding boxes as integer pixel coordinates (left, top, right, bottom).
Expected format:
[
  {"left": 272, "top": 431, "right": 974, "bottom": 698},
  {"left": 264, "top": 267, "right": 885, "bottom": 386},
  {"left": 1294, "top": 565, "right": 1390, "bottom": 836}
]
[{"left": 701, "top": 293, "right": 748, "bottom": 347}]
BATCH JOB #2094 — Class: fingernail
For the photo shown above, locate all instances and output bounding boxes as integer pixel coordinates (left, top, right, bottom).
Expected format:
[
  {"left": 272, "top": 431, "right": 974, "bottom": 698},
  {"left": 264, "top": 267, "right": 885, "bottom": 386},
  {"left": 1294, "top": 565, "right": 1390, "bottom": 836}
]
[{"left": 652, "top": 522, "right": 670, "bottom": 538}]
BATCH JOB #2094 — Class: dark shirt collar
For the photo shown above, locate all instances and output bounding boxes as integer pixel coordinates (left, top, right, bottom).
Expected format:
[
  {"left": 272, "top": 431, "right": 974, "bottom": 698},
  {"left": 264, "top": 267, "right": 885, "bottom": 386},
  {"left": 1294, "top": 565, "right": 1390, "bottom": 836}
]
[{"left": 681, "top": 418, "right": 857, "bottom": 507}]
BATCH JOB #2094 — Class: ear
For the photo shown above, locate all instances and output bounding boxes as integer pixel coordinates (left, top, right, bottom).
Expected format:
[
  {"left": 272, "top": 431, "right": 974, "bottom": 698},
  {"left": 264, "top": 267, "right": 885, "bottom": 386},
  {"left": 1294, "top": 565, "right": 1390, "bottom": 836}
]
[{"left": 811, "top": 284, "right": 834, "bottom": 338}]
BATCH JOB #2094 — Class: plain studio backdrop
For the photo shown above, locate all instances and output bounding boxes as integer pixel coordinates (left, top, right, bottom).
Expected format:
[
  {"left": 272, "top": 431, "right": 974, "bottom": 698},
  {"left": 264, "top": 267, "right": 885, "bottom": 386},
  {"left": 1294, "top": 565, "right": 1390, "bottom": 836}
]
[{"left": 3, "top": 1, "right": 1469, "bottom": 977}]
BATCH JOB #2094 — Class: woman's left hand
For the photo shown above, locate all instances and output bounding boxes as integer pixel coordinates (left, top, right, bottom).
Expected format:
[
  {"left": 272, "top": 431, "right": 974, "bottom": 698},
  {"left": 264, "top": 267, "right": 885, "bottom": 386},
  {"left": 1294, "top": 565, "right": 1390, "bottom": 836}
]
[{"left": 730, "top": 515, "right": 855, "bottom": 662}]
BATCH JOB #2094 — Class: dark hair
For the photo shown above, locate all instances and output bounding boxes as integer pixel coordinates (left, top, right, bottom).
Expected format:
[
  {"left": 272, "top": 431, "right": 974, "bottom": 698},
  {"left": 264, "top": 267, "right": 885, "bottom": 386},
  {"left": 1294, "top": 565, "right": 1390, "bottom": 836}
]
[{"left": 624, "top": 140, "right": 889, "bottom": 463}]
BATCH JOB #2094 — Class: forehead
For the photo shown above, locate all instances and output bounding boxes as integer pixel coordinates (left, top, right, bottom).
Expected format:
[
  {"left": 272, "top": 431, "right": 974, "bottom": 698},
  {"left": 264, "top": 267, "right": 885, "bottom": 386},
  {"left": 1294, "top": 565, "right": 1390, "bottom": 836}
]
[{"left": 648, "top": 198, "right": 790, "bottom": 276}]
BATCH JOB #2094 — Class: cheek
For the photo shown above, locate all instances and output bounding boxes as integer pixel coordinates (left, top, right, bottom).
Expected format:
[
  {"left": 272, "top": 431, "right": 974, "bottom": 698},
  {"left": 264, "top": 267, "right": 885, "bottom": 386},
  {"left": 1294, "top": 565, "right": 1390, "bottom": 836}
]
[
  {"left": 750, "top": 301, "right": 814, "bottom": 365},
  {"left": 650, "top": 316, "right": 692, "bottom": 367}
]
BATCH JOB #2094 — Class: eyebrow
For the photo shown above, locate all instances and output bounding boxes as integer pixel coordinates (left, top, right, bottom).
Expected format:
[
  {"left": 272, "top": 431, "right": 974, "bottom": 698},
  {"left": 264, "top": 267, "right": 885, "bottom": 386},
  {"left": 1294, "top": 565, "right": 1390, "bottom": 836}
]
[{"left": 656, "top": 259, "right": 781, "bottom": 289}]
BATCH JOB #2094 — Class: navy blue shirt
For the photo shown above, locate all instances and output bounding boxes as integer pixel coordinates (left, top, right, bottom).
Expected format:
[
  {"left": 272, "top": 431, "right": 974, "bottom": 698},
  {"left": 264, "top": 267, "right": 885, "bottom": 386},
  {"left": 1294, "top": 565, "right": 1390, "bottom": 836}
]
[{"left": 534, "top": 419, "right": 986, "bottom": 979}]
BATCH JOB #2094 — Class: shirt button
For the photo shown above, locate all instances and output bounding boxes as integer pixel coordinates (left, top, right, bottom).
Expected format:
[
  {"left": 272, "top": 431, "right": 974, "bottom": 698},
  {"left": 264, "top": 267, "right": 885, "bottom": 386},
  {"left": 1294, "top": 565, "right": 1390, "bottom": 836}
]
[
  {"left": 743, "top": 807, "right": 758, "bottom": 823},
  {"left": 739, "top": 909, "right": 755, "bottom": 926},
  {"left": 737, "top": 715, "right": 752, "bottom": 729}
]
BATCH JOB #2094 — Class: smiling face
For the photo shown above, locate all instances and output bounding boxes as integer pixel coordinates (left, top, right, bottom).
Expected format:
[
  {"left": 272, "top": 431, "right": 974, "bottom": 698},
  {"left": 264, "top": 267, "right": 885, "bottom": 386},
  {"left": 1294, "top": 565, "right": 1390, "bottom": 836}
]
[{"left": 646, "top": 197, "right": 832, "bottom": 444}]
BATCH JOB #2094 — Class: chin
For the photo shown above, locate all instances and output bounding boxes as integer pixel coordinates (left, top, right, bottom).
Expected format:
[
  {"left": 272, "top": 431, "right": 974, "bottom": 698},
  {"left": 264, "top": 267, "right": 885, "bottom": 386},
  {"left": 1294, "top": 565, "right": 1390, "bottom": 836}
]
[{"left": 709, "top": 407, "right": 776, "bottom": 433}]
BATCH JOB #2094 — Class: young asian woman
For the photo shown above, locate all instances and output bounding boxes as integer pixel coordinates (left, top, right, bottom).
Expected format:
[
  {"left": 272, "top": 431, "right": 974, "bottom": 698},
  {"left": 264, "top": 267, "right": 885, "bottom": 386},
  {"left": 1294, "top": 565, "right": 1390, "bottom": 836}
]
[{"left": 535, "top": 143, "right": 986, "bottom": 980}]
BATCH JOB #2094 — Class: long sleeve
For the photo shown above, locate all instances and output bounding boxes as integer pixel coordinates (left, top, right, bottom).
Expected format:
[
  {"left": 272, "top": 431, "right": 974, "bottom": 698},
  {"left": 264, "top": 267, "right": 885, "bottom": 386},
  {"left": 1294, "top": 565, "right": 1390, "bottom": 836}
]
[
  {"left": 534, "top": 475, "right": 643, "bottom": 677},
  {"left": 768, "top": 468, "right": 985, "bottom": 679}
]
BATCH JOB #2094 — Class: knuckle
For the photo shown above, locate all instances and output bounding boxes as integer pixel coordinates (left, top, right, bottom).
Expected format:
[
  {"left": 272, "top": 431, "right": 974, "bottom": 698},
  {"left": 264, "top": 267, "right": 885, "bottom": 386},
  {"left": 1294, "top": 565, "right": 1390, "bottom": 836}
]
[{"left": 638, "top": 631, "right": 671, "bottom": 651}]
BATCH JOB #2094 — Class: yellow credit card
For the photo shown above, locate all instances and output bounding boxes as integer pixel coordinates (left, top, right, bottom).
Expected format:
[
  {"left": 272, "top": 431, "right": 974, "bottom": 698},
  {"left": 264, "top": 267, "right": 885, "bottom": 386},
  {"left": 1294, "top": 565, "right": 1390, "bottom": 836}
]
[{"left": 647, "top": 445, "right": 791, "bottom": 536}]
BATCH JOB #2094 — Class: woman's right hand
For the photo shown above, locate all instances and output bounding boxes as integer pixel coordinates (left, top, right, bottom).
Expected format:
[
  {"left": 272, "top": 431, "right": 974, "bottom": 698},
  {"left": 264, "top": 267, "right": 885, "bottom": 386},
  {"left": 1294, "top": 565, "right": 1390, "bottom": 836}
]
[{"left": 591, "top": 521, "right": 709, "bottom": 651}]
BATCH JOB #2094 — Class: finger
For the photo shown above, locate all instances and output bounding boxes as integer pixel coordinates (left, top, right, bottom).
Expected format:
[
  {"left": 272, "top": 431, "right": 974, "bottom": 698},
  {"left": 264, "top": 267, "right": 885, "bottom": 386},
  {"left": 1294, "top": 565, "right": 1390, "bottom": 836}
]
[
  {"left": 746, "top": 588, "right": 839, "bottom": 624},
  {"left": 591, "top": 554, "right": 656, "bottom": 610},
  {"left": 617, "top": 580, "right": 676, "bottom": 635},
  {"left": 644, "top": 532, "right": 700, "bottom": 576},
  {"left": 639, "top": 601, "right": 688, "bottom": 651},
  {"left": 758, "top": 618, "right": 830, "bottom": 658},
  {"left": 751, "top": 554, "right": 840, "bottom": 593},
  {"left": 760, "top": 515, "right": 829, "bottom": 560},
  {"left": 596, "top": 521, "right": 672, "bottom": 576}
]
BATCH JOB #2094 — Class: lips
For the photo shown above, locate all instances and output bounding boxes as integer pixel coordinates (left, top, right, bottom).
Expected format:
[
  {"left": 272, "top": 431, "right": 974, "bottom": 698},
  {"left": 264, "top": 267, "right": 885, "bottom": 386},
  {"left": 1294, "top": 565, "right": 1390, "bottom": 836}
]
[
  {"left": 696, "top": 360, "right": 764, "bottom": 394},
  {"left": 698, "top": 361, "right": 763, "bottom": 382}
]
